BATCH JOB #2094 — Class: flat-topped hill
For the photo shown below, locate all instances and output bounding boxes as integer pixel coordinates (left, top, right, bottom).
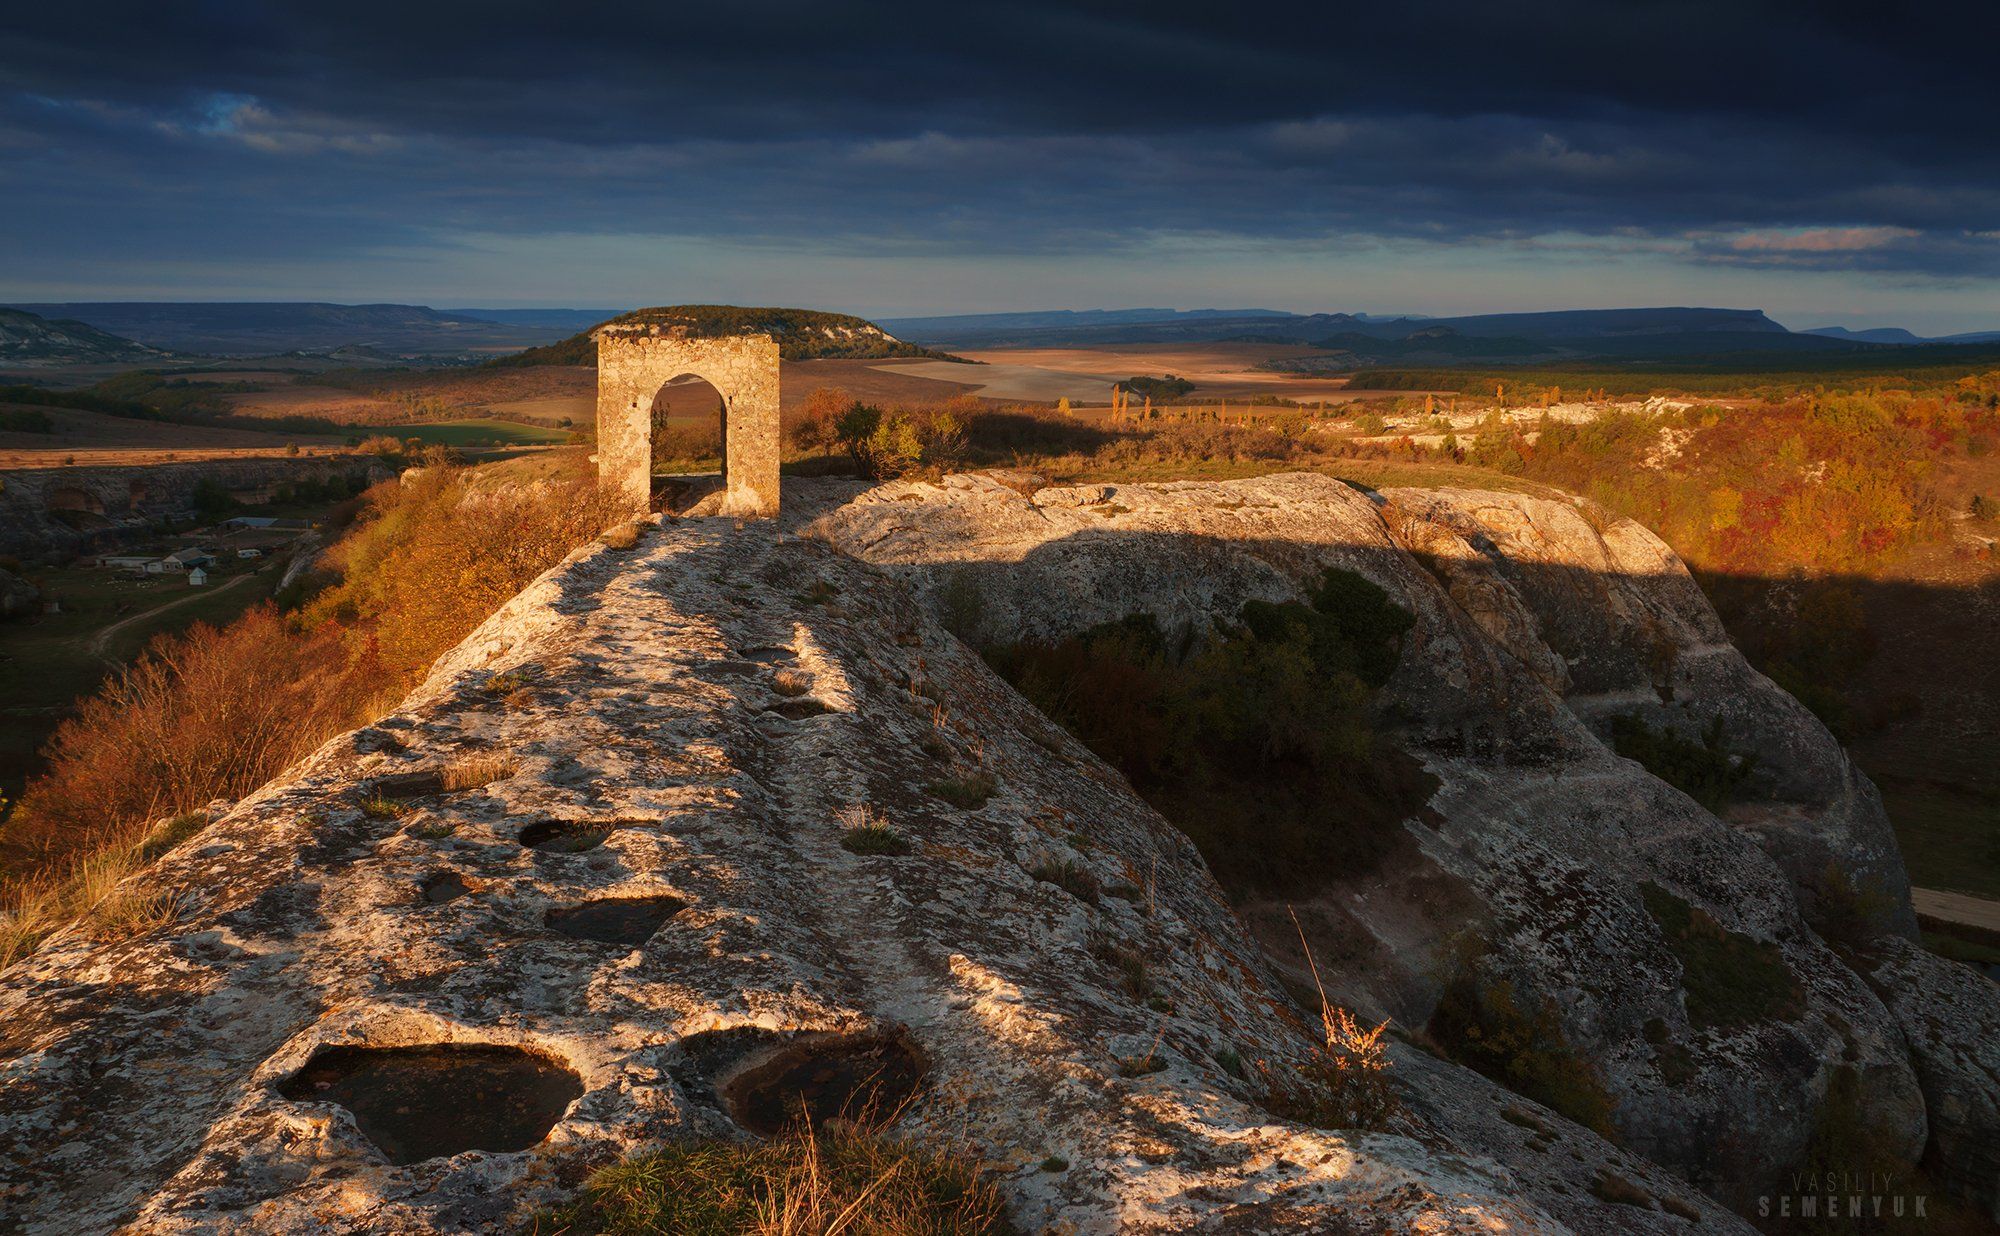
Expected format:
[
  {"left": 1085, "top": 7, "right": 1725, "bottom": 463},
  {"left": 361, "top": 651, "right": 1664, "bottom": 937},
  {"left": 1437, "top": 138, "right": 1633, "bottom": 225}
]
[{"left": 491, "top": 304, "right": 964, "bottom": 367}]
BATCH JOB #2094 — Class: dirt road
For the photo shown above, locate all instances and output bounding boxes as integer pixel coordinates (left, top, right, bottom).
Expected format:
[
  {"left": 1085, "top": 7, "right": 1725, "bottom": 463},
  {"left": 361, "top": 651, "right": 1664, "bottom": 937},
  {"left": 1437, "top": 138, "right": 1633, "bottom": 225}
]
[
  {"left": 1912, "top": 887, "right": 2000, "bottom": 935},
  {"left": 86, "top": 573, "right": 257, "bottom": 657}
]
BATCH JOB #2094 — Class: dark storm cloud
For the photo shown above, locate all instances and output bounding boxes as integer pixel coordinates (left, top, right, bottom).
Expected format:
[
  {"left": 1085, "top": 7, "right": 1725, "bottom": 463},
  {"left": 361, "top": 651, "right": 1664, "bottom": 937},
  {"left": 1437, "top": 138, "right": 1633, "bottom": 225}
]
[{"left": 3, "top": 1, "right": 1997, "bottom": 284}]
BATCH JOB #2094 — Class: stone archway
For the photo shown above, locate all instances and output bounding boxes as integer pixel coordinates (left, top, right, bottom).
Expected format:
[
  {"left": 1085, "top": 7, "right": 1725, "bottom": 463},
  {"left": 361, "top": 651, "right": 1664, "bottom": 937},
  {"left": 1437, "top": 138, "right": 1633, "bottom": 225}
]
[{"left": 594, "top": 322, "right": 781, "bottom": 518}]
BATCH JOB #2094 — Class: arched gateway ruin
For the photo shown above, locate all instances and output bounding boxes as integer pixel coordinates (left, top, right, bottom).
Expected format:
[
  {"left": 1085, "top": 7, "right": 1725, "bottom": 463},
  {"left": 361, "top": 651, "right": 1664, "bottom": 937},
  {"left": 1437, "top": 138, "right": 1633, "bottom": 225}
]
[{"left": 594, "top": 319, "right": 781, "bottom": 518}]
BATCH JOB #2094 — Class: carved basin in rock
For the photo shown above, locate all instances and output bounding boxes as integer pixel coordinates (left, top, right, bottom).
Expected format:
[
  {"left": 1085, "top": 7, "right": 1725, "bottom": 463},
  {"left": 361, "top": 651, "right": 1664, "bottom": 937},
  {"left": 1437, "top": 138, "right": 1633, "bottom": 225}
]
[
  {"left": 518, "top": 820, "right": 614, "bottom": 853},
  {"left": 544, "top": 895, "right": 687, "bottom": 946},
  {"left": 762, "top": 698, "right": 834, "bottom": 720},
  {"left": 720, "top": 1032, "right": 925, "bottom": 1136},
  {"left": 277, "top": 1044, "right": 582, "bottom": 1165},
  {"left": 419, "top": 871, "right": 471, "bottom": 904},
  {"left": 368, "top": 770, "right": 445, "bottom": 800}
]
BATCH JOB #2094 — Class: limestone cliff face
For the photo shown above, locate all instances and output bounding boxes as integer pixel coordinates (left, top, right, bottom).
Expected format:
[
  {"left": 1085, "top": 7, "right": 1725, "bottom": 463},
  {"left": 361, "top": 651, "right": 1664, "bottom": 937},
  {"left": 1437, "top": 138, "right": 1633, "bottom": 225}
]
[
  {"left": 0, "top": 496, "right": 1739, "bottom": 1234},
  {"left": 1, "top": 472, "right": 1991, "bottom": 1233},
  {"left": 809, "top": 471, "right": 2000, "bottom": 1220},
  {"left": 0, "top": 458, "right": 391, "bottom": 564}
]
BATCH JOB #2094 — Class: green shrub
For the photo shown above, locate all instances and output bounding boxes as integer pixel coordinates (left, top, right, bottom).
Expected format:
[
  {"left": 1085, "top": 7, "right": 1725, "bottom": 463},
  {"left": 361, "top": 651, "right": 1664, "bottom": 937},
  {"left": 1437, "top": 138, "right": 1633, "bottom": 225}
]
[
  {"left": 1641, "top": 883, "right": 1805, "bottom": 1028},
  {"left": 1118, "top": 375, "right": 1195, "bottom": 402},
  {"left": 982, "top": 571, "right": 1425, "bottom": 894},
  {"left": 835, "top": 403, "right": 968, "bottom": 480},
  {"left": 1609, "top": 714, "right": 1756, "bottom": 811},
  {"left": 1428, "top": 966, "right": 1618, "bottom": 1138}
]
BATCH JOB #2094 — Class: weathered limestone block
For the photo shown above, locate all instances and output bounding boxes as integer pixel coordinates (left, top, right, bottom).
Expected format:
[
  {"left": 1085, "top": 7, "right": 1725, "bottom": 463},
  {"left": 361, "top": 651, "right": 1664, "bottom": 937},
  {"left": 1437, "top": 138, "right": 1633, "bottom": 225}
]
[{"left": 593, "top": 325, "right": 781, "bottom": 518}]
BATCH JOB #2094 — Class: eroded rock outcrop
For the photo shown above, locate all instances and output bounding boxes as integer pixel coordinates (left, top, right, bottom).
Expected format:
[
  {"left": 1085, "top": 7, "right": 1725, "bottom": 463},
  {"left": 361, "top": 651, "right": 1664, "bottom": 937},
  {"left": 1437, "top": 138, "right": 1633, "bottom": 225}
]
[
  {"left": 4, "top": 471, "right": 1992, "bottom": 1232},
  {"left": 0, "top": 503, "right": 1736, "bottom": 1234},
  {"left": 810, "top": 471, "right": 2000, "bottom": 1219}
]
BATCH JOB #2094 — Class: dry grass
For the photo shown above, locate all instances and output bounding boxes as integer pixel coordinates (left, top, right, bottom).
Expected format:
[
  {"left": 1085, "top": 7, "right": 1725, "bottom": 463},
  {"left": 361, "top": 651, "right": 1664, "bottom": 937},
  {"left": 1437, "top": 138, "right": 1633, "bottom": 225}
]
[
  {"left": 837, "top": 805, "right": 912, "bottom": 857},
  {"left": 442, "top": 752, "right": 518, "bottom": 792},
  {"left": 772, "top": 668, "right": 814, "bottom": 698},
  {"left": 600, "top": 522, "right": 645, "bottom": 550},
  {"left": 1269, "top": 906, "right": 1398, "bottom": 1130},
  {"left": 926, "top": 772, "right": 996, "bottom": 810},
  {"left": 0, "top": 812, "right": 206, "bottom": 970},
  {"left": 533, "top": 1124, "right": 1014, "bottom": 1236}
]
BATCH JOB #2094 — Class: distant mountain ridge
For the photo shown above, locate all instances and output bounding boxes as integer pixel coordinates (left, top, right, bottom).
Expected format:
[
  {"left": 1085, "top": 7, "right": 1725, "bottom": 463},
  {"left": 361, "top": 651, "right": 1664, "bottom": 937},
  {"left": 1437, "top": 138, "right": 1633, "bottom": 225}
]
[
  {"left": 0, "top": 308, "right": 166, "bottom": 366},
  {"left": 879, "top": 305, "right": 1814, "bottom": 354},
  {"left": 1807, "top": 324, "right": 2000, "bottom": 345},
  {"left": 445, "top": 308, "right": 633, "bottom": 330},
  {"left": 4, "top": 302, "right": 569, "bottom": 358}
]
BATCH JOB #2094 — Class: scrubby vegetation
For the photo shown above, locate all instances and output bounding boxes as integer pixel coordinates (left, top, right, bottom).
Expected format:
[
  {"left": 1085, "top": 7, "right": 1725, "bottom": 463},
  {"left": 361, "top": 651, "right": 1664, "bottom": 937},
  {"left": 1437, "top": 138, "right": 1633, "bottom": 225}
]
[
  {"left": 533, "top": 1126, "right": 1014, "bottom": 1235},
  {"left": 1266, "top": 910, "right": 1399, "bottom": 1131},
  {"left": 1427, "top": 961, "right": 1619, "bottom": 1138},
  {"left": 1116, "top": 375, "right": 1195, "bottom": 402},
  {"left": 1640, "top": 883, "right": 1805, "bottom": 1029},
  {"left": 831, "top": 404, "right": 968, "bottom": 481},
  {"left": 1608, "top": 714, "right": 1757, "bottom": 812},
  {"left": 0, "top": 462, "right": 624, "bottom": 968},
  {"left": 981, "top": 570, "right": 1427, "bottom": 894}
]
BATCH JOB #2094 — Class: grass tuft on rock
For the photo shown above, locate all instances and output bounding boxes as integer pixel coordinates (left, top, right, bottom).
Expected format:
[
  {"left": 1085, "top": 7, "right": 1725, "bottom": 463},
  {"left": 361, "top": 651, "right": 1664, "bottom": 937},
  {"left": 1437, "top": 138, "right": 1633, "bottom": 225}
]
[
  {"left": 1029, "top": 859, "right": 1100, "bottom": 905},
  {"left": 927, "top": 772, "right": 996, "bottom": 810},
  {"left": 531, "top": 1126, "right": 1015, "bottom": 1236},
  {"left": 841, "top": 826, "right": 913, "bottom": 857}
]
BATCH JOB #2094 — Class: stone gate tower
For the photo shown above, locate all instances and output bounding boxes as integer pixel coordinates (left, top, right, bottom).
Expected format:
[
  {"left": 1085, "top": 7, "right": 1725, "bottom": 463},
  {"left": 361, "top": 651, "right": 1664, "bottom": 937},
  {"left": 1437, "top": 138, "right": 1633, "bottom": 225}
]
[{"left": 593, "top": 320, "right": 782, "bottom": 518}]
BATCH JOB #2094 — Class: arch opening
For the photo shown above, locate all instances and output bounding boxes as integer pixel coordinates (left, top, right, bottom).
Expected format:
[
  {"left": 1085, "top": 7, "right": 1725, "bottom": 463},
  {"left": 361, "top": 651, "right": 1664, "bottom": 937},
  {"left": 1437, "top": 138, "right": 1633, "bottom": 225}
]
[
  {"left": 648, "top": 374, "right": 728, "bottom": 506},
  {"left": 594, "top": 326, "right": 781, "bottom": 518}
]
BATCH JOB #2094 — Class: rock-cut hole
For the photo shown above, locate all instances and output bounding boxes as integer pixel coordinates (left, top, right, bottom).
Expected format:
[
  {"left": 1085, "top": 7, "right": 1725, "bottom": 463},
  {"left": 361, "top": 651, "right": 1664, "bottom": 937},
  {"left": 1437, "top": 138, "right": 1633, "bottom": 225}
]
[
  {"left": 277, "top": 1044, "right": 582, "bottom": 1165},
  {"left": 420, "top": 871, "right": 471, "bottom": 904},
  {"left": 721, "top": 1032, "right": 925, "bottom": 1137},
  {"left": 369, "top": 770, "right": 445, "bottom": 800},
  {"left": 763, "top": 698, "right": 834, "bottom": 720},
  {"left": 519, "top": 820, "right": 615, "bottom": 853},
  {"left": 545, "top": 895, "right": 687, "bottom": 946}
]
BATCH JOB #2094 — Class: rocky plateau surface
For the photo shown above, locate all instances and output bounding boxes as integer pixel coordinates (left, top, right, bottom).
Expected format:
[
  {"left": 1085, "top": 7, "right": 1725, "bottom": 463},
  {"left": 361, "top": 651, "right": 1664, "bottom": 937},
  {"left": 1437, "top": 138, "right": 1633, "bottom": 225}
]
[{"left": 0, "top": 471, "right": 1993, "bottom": 1233}]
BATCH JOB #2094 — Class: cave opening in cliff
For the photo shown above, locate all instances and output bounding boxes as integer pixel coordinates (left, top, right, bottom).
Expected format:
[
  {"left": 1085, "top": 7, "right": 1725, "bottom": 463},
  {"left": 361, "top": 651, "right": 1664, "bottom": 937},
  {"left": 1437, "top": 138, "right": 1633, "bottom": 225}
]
[
  {"left": 276, "top": 1044, "right": 582, "bottom": 1165},
  {"left": 545, "top": 894, "right": 687, "bottom": 946},
  {"left": 721, "top": 1032, "right": 926, "bottom": 1137}
]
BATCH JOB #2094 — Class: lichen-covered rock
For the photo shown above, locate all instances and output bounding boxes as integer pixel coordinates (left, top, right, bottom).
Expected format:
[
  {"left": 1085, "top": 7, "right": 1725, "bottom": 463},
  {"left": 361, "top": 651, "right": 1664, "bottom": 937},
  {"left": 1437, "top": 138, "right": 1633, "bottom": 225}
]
[
  {"left": 809, "top": 471, "right": 1953, "bottom": 1207},
  {"left": 0, "top": 508, "right": 1735, "bottom": 1233},
  {"left": 1859, "top": 937, "right": 2000, "bottom": 1223}
]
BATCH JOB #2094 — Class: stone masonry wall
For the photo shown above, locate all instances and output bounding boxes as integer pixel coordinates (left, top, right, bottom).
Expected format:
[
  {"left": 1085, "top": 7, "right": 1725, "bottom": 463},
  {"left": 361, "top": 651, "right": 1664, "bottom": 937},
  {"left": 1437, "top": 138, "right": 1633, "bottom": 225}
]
[{"left": 594, "top": 327, "right": 781, "bottom": 518}]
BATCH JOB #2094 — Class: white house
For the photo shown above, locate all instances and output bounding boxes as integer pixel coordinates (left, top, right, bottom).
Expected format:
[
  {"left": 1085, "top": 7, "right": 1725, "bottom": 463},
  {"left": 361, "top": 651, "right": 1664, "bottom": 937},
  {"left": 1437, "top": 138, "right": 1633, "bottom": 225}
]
[
  {"left": 160, "top": 548, "right": 216, "bottom": 572},
  {"left": 187, "top": 567, "right": 208, "bottom": 586}
]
